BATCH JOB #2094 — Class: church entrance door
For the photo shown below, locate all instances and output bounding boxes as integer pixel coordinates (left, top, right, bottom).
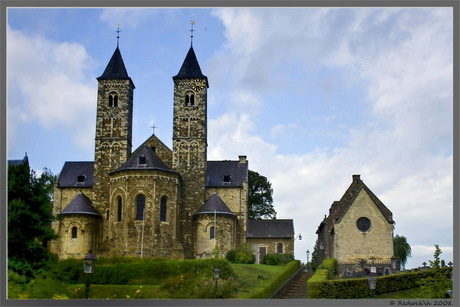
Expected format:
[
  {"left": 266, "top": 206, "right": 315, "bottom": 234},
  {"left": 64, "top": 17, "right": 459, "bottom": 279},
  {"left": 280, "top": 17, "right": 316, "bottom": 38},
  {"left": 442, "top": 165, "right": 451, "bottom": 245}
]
[{"left": 258, "top": 246, "right": 267, "bottom": 264}]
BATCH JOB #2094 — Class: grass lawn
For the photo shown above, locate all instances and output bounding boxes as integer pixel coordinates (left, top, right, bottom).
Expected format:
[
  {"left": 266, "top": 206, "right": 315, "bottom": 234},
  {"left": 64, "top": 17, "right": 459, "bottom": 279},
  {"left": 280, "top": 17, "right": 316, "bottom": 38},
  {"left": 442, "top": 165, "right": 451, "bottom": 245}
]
[
  {"left": 67, "top": 284, "right": 165, "bottom": 299},
  {"left": 232, "top": 264, "right": 287, "bottom": 299}
]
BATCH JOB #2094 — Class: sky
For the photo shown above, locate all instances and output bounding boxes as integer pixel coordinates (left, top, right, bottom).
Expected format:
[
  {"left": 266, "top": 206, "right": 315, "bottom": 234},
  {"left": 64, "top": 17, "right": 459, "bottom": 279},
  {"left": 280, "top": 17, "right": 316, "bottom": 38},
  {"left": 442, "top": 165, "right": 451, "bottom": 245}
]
[{"left": 6, "top": 7, "right": 454, "bottom": 270}]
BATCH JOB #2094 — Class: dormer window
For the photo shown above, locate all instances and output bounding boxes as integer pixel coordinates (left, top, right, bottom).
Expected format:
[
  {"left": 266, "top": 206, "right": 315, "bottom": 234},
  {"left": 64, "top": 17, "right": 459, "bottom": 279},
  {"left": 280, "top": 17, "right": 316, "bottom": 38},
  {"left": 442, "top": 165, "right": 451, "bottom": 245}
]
[
  {"left": 77, "top": 175, "right": 86, "bottom": 183},
  {"left": 223, "top": 175, "right": 231, "bottom": 183},
  {"left": 138, "top": 156, "right": 147, "bottom": 165}
]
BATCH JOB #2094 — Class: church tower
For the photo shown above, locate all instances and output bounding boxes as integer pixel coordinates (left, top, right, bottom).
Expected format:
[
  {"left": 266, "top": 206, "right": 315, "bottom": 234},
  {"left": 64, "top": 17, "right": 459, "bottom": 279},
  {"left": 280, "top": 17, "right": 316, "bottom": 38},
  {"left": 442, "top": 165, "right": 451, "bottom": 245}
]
[
  {"left": 93, "top": 45, "right": 134, "bottom": 241},
  {"left": 172, "top": 45, "right": 209, "bottom": 257}
]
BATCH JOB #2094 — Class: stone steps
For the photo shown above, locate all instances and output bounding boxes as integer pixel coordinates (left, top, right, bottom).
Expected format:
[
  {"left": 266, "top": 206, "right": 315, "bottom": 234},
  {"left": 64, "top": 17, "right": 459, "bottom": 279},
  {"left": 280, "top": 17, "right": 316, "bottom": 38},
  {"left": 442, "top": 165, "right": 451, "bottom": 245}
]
[{"left": 281, "top": 271, "right": 314, "bottom": 299}]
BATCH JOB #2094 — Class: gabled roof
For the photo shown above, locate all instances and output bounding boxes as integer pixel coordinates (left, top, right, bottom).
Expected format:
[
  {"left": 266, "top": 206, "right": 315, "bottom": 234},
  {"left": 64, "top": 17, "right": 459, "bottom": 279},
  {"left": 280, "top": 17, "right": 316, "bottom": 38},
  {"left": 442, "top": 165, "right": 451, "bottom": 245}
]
[
  {"left": 172, "top": 46, "right": 208, "bottom": 87},
  {"left": 61, "top": 192, "right": 100, "bottom": 216},
  {"left": 195, "top": 192, "right": 235, "bottom": 216},
  {"left": 8, "top": 153, "right": 29, "bottom": 167},
  {"left": 321, "top": 175, "right": 393, "bottom": 231},
  {"left": 57, "top": 162, "right": 94, "bottom": 188},
  {"left": 246, "top": 219, "right": 294, "bottom": 238},
  {"left": 207, "top": 159, "right": 248, "bottom": 188},
  {"left": 111, "top": 144, "right": 173, "bottom": 174},
  {"left": 97, "top": 47, "right": 135, "bottom": 87}
]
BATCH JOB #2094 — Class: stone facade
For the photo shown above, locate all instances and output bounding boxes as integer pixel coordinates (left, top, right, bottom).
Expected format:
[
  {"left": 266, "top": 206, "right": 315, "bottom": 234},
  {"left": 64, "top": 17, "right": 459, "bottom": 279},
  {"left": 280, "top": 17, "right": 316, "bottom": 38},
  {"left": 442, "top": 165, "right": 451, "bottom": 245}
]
[
  {"left": 316, "top": 175, "right": 396, "bottom": 276},
  {"left": 247, "top": 238, "right": 294, "bottom": 264},
  {"left": 49, "top": 44, "right": 252, "bottom": 260}
]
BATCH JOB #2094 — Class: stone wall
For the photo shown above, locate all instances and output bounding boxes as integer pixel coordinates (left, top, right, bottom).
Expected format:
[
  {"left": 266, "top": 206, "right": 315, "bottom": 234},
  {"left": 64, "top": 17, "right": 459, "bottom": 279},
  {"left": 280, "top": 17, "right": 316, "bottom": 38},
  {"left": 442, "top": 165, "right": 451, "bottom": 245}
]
[
  {"left": 333, "top": 189, "right": 394, "bottom": 266},
  {"left": 247, "top": 237, "right": 294, "bottom": 264}
]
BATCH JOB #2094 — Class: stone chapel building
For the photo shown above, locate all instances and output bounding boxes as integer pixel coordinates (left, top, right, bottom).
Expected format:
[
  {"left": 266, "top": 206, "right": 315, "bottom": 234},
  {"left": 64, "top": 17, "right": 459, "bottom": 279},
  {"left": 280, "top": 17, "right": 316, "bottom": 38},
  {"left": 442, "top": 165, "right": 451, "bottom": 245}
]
[
  {"left": 316, "top": 175, "right": 398, "bottom": 277},
  {"left": 49, "top": 41, "right": 252, "bottom": 260}
]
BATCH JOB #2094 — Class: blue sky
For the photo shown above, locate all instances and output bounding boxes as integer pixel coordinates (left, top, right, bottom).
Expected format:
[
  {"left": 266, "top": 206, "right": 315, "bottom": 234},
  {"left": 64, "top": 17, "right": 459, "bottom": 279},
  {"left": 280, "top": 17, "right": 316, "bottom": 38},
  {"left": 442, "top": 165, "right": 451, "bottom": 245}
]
[{"left": 7, "top": 7, "right": 454, "bottom": 269}]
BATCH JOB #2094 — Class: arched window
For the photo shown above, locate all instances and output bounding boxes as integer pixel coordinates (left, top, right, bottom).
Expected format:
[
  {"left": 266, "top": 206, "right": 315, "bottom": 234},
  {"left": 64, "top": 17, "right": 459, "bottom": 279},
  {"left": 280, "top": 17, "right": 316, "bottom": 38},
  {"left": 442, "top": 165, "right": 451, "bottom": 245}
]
[
  {"left": 117, "top": 196, "right": 122, "bottom": 222},
  {"left": 136, "top": 194, "right": 145, "bottom": 220},
  {"left": 277, "top": 243, "right": 284, "bottom": 254},
  {"left": 160, "top": 196, "right": 167, "bottom": 222},
  {"left": 71, "top": 226, "right": 78, "bottom": 239},
  {"left": 185, "top": 94, "right": 195, "bottom": 106},
  {"left": 210, "top": 226, "right": 215, "bottom": 239},
  {"left": 109, "top": 93, "right": 119, "bottom": 107}
]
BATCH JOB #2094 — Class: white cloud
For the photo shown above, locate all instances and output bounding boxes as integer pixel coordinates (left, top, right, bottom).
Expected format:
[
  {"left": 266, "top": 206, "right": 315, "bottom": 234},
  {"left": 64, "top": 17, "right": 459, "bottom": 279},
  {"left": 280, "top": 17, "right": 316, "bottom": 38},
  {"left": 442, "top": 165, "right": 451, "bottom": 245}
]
[
  {"left": 7, "top": 26, "right": 96, "bottom": 151},
  {"left": 208, "top": 8, "right": 453, "bottom": 263}
]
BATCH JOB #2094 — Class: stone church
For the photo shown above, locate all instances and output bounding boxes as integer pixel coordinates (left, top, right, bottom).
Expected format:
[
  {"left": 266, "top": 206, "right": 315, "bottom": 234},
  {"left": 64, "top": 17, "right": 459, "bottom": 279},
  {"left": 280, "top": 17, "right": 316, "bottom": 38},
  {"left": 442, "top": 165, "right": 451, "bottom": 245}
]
[
  {"left": 49, "top": 40, "right": 253, "bottom": 260},
  {"left": 316, "top": 175, "right": 399, "bottom": 276}
]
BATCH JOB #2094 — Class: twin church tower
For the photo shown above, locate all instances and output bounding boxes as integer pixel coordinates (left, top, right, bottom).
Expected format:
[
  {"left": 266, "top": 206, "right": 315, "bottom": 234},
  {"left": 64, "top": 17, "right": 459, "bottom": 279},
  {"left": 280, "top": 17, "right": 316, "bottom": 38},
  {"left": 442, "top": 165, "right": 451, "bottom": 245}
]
[{"left": 50, "top": 29, "right": 249, "bottom": 260}]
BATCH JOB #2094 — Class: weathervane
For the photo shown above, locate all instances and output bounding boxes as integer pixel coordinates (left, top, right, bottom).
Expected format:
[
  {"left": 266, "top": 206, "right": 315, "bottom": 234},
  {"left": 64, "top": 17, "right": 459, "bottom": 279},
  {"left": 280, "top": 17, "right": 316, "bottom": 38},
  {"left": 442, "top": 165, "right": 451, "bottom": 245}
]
[
  {"left": 190, "top": 21, "right": 195, "bottom": 46},
  {"left": 116, "top": 24, "right": 121, "bottom": 48}
]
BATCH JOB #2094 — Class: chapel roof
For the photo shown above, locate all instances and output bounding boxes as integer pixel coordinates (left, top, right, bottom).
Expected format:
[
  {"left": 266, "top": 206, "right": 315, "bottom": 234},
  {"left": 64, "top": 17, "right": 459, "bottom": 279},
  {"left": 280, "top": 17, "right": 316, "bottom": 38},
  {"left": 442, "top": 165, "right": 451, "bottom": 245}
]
[
  {"left": 60, "top": 192, "right": 100, "bottom": 216},
  {"left": 317, "top": 174, "right": 394, "bottom": 233},
  {"left": 111, "top": 144, "right": 173, "bottom": 174},
  {"left": 195, "top": 192, "right": 235, "bottom": 216},
  {"left": 172, "top": 46, "right": 208, "bottom": 87},
  {"left": 206, "top": 159, "right": 248, "bottom": 188},
  {"left": 246, "top": 219, "right": 294, "bottom": 239},
  {"left": 97, "top": 47, "right": 135, "bottom": 87},
  {"left": 8, "top": 153, "right": 29, "bottom": 167},
  {"left": 57, "top": 161, "right": 94, "bottom": 188}
]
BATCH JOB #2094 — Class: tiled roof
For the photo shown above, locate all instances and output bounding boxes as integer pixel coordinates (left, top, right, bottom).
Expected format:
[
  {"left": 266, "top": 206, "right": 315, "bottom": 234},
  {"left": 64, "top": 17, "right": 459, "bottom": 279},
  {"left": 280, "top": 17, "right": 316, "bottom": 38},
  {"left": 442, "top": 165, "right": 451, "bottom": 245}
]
[
  {"left": 61, "top": 192, "right": 100, "bottom": 216},
  {"left": 111, "top": 144, "right": 173, "bottom": 174},
  {"left": 97, "top": 47, "right": 135, "bottom": 87},
  {"left": 195, "top": 193, "right": 235, "bottom": 216},
  {"left": 246, "top": 219, "right": 294, "bottom": 238},
  {"left": 317, "top": 174, "right": 393, "bottom": 233},
  {"left": 8, "top": 153, "right": 29, "bottom": 166},
  {"left": 172, "top": 46, "right": 208, "bottom": 87},
  {"left": 57, "top": 162, "right": 94, "bottom": 188},
  {"left": 207, "top": 160, "right": 248, "bottom": 188}
]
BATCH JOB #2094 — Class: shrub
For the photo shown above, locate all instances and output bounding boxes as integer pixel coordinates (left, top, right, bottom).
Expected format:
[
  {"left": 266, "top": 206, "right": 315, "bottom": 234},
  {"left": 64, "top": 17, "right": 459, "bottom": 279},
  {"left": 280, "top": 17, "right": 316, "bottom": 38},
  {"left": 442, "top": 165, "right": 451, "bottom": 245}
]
[
  {"left": 262, "top": 253, "right": 294, "bottom": 265},
  {"left": 322, "top": 258, "right": 338, "bottom": 278},
  {"left": 226, "top": 248, "right": 255, "bottom": 264}
]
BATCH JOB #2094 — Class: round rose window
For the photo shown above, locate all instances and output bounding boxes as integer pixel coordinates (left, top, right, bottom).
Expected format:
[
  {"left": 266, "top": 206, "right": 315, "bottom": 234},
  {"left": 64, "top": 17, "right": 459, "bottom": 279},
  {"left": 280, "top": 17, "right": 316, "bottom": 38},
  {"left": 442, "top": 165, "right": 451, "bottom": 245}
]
[{"left": 356, "top": 217, "right": 371, "bottom": 232}]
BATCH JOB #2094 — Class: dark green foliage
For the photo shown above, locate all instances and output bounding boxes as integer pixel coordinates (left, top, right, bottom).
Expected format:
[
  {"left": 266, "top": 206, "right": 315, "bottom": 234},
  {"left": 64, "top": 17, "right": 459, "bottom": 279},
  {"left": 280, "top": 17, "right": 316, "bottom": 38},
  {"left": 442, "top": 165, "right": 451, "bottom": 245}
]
[
  {"left": 8, "top": 163, "right": 58, "bottom": 279},
  {"left": 225, "top": 245, "right": 255, "bottom": 264},
  {"left": 310, "top": 239, "right": 320, "bottom": 272},
  {"left": 429, "top": 244, "right": 442, "bottom": 269},
  {"left": 262, "top": 253, "right": 294, "bottom": 265},
  {"left": 248, "top": 170, "right": 276, "bottom": 219},
  {"left": 307, "top": 267, "right": 452, "bottom": 299},
  {"left": 250, "top": 260, "right": 301, "bottom": 298},
  {"left": 322, "top": 258, "right": 338, "bottom": 279},
  {"left": 393, "top": 234, "right": 412, "bottom": 269}
]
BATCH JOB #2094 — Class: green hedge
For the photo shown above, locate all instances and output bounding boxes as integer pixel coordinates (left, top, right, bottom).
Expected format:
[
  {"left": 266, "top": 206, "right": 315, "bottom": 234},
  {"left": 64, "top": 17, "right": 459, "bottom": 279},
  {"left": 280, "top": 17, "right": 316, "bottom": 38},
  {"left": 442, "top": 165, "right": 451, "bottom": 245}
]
[
  {"left": 250, "top": 260, "right": 301, "bottom": 298},
  {"left": 262, "top": 253, "right": 294, "bottom": 265},
  {"left": 226, "top": 249, "right": 255, "bottom": 264},
  {"left": 50, "top": 258, "right": 236, "bottom": 285},
  {"left": 322, "top": 258, "right": 338, "bottom": 279},
  {"left": 307, "top": 267, "right": 452, "bottom": 299}
]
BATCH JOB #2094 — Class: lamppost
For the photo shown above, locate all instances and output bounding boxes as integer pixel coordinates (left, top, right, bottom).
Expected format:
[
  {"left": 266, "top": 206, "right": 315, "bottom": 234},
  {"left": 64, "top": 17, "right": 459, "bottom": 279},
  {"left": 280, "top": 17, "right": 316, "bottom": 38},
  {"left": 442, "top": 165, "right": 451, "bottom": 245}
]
[
  {"left": 306, "top": 249, "right": 310, "bottom": 272},
  {"left": 294, "top": 233, "right": 302, "bottom": 241},
  {"left": 214, "top": 266, "right": 220, "bottom": 299},
  {"left": 83, "top": 249, "right": 97, "bottom": 299},
  {"left": 368, "top": 275, "right": 376, "bottom": 299}
]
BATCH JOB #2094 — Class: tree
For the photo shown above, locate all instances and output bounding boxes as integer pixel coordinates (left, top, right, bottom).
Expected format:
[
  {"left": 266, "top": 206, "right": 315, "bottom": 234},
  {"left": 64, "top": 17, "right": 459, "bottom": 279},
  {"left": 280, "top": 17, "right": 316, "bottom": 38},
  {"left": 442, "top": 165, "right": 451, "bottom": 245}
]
[
  {"left": 393, "top": 234, "right": 412, "bottom": 270},
  {"left": 8, "top": 162, "right": 58, "bottom": 277},
  {"left": 310, "top": 239, "right": 320, "bottom": 272},
  {"left": 429, "top": 244, "right": 442, "bottom": 269},
  {"left": 248, "top": 170, "right": 276, "bottom": 219}
]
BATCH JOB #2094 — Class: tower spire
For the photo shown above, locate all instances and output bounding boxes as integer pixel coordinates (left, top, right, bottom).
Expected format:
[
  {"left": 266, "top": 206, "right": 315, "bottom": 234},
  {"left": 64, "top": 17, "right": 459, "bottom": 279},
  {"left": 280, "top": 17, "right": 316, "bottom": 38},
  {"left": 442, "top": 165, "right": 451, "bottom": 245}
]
[
  {"left": 116, "top": 24, "right": 121, "bottom": 48},
  {"left": 189, "top": 21, "right": 195, "bottom": 46}
]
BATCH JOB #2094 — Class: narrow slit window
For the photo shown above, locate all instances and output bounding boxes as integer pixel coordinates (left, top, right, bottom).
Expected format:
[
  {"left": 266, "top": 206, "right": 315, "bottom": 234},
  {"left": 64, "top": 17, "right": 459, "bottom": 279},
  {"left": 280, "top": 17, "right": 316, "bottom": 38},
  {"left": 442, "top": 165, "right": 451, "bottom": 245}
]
[
  {"left": 109, "top": 95, "right": 113, "bottom": 107},
  {"left": 136, "top": 195, "right": 145, "bottom": 220},
  {"left": 185, "top": 94, "right": 190, "bottom": 106},
  {"left": 114, "top": 95, "right": 118, "bottom": 107},
  {"left": 210, "top": 226, "right": 215, "bottom": 239},
  {"left": 190, "top": 94, "right": 195, "bottom": 106},
  {"left": 71, "top": 226, "right": 78, "bottom": 239},
  {"left": 160, "top": 196, "right": 167, "bottom": 222},
  {"left": 117, "top": 196, "right": 122, "bottom": 222},
  {"left": 277, "top": 243, "right": 283, "bottom": 254}
]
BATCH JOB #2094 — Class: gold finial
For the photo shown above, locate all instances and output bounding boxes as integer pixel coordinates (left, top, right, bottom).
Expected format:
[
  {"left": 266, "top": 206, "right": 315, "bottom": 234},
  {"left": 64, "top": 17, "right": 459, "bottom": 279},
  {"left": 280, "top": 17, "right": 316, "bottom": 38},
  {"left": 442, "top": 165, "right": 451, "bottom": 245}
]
[{"left": 116, "top": 24, "right": 121, "bottom": 47}]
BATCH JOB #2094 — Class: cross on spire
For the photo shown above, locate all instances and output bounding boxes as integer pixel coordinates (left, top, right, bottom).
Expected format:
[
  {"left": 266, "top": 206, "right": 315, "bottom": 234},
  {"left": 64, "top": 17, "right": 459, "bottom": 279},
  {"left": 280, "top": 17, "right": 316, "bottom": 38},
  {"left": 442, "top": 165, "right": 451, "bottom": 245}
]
[
  {"left": 116, "top": 24, "right": 121, "bottom": 47},
  {"left": 190, "top": 21, "right": 195, "bottom": 46},
  {"left": 150, "top": 123, "right": 158, "bottom": 135}
]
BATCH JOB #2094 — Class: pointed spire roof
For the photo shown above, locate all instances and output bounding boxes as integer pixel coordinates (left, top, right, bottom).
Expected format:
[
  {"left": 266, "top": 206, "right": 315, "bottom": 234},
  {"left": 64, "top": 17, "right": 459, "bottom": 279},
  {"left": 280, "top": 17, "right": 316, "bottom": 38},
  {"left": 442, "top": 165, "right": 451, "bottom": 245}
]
[
  {"left": 195, "top": 193, "right": 235, "bottom": 216},
  {"left": 173, "top": 46, "right": 209, "bottom": 87},
  {"left": 61, "top": 192, "right": 100, "bottom": 216},
  {"left": 97, "top": 47, "right": 135, "bottom": 87}
]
